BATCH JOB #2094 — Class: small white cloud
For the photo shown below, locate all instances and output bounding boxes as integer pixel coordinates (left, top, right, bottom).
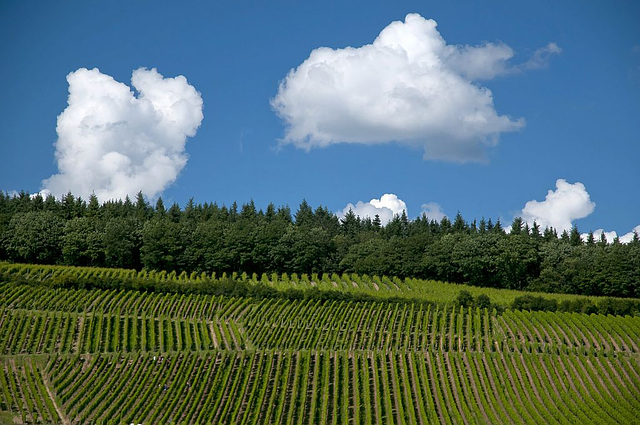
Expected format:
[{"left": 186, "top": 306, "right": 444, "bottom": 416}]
[
  {"left": 420, "top": 202, "right": 447, "bottom": 222},
  {"left": 444, "top": 42, "right": 515, "bottom": 80},
  {"left": 581, "top": 225, "right": 640, "bottom": 244},
  {"left": 273, "top": 14, "right": 558, "bottom": 162},
  {"left": 520, "top": 179, "right": 595, "bottom": 232},
  {"left": 337, "top": 193, "right": 407, "bottom": 225},
  {"left": 514, "top": 42, "right": 562, "bottom": 72},
  {"left": 581, "top": 229, "right": 618, "bottom": 243},
  {"left": 42, "top": 67, "right": 204, "bottom": 201},
  {"left": 620, "top": 225, "right": 640, "bottom": 244}
]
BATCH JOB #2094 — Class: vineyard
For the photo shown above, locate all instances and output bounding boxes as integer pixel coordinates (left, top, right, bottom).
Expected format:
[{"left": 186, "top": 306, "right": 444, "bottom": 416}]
[{"left": 1, "top": 263, "right": 639, "bottom": 424}]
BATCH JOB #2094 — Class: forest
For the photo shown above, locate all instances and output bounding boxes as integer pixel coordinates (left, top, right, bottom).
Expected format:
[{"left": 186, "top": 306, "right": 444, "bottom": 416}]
[{"left": 1, "top": 191, "right": 638, "bottom": 299}]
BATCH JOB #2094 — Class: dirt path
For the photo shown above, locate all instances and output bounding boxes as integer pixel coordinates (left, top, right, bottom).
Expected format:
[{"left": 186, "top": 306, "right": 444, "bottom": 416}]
[
  {"left": 208, "top": 322, "right": 220, "bottom": 349},
  {"left": 226, "top": 320, "right": 241, "bottom": 349},
  {"left": 41, "top": 374, "right": 69, "bottom": 425},
  {"left": 67, "top": 314, "right": 83, "bottom": 354}
]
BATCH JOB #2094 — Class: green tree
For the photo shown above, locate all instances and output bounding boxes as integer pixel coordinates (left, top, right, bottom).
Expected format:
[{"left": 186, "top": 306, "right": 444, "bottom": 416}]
[
  {"left": 271, "top": 226, "right": 336, "bottom": 273},
  {"left": 140, "top": 217, "right": 182, "bottom": 271},
  {"left": 295, "top": 199, "right": 314, "bottom": 227},
  {"left": 455, "top": 290, "right": 474, "bottom": 308},
  {"left": 3, "top": 211, "right": 64, "bottom": 264},
  {"left": 509, "top": 217, "right": 524, "bottom": 235},
  {"left": 61, "top": 217, "right": 105, "bottom": 266},
  {"left": 103, "top": 217, "right": 141, "bottom": 269}
]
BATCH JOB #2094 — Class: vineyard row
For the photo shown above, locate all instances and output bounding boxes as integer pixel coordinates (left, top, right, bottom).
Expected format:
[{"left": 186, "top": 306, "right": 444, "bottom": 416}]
[{"left": 2, "top": 350, "right": 639, "bottom": 425}]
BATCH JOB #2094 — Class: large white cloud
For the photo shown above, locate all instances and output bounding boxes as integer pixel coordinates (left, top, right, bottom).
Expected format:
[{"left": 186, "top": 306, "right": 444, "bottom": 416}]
[
  {"left": 272, "top": 13, "right": 558, "bottom": 162},
  {"left": 520, "top": 179, "right": 595, "bottom": 232},
  {"left": 41, "top": 67, "right": 204, "bottom": 201},
  {"left": 338, "top": 193, "right": 407, "bottom": 225}
]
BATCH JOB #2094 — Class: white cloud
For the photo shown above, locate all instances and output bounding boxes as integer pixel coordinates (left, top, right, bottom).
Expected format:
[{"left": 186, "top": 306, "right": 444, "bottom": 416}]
[
  {"left": 337, "top": 193, "right": 407, "bottom": 225},
  {"left": 580, "top": 225, "right": 640, "bottom": 244},
  {"left": 520, "top": 179, "right": 595, "bottom": 232},
  {"left": 445, "top": 42, "right": 561, "bottom": 80},
  {"left": 620, "top": 225, "right": 640, "bottom": 243},
  {"left": 517, "top": 42, "right": 563, "bottom": 72},
  {"left": 272, "top": 13, "right": 558, "bottom": 162},
  {"left": 41, "top": 67, "right": 203, "bottom": 201},
  {"left": 581, "top": 229, "right": 618, "bottom": 243},
  {"left": 443, "top": 42, "right": 515, "bottom": 80},
  {"left": 420, "top": 202, "right": 447, "bottom": 222}
]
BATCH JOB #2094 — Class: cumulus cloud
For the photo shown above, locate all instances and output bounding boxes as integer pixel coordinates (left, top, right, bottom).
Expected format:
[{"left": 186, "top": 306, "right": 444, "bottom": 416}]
[
  {"left": 420, "top": 202, "right": 447, "bottom": 222},
  {"left": 581, "top": 229, "right": 618, "bottom": 243},
  {"left": 520, "top": 179, "right": 595, "bottom": 232},
  {"left": 621, "top": 225, "right": 640, "bottom": 243},
  {"left": 337, "top": 193, "right": 407, "bottom": 225},
  {"left": 41, "top": 67, "right": 204, "bottom": 201},
  {"left": 580, "top": 225, "right": 640, "bottom": 244},
  {"left": 272, "top": 13, "right": 558, "bottom": 162}
]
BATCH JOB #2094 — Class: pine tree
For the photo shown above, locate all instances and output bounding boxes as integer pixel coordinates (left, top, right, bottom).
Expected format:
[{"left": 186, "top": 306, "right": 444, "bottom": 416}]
[
  {"left": 295, "top": 199, "right": 314, "bottom": 226},
  {"left": 135, "top": 191, "right": 152, "bottom": 221},
  {"left": 569, "top": 226, "right": 582, "bottom": 246},
  {"left": 87, "top": 193, "right": 100, "bottom": 218},
  {"left": 510, "top": 217, "right": 524, "bottom": 235},
  {"left": 452, "top": 211, "right": 467, "bottom": 233},
  {"left": 531, "top": 222, "right": 541, "bottom": 239},
  {"left": 155, "top": 198, "right": 166, "bottom": 217},
  {"left": 479, "top": 218, "right": 487, "bottom": 233},
  {"left": 372, "top": 214, "right": 381, "bottom": 230}
]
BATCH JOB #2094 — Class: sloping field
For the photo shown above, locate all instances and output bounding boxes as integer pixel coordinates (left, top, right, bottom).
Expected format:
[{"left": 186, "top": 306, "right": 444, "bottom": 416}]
[{"left": 0, "top": 266, "right": 639, "bottom": 424}]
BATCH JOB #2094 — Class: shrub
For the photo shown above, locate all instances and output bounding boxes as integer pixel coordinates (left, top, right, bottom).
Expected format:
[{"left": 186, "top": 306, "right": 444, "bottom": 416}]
[
  {"left": 475, "top": 294, "right": 492, "bottom": 310},
  {"left": 512, "top": 295, "right": 558, "bottom": 312},
  {"left": 455, "top": 290, "right": 474, "bottom": 308}
]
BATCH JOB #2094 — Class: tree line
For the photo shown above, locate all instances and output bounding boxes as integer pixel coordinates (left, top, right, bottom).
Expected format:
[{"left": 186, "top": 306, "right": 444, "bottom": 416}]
[{"left": 0, "top": 191, "right": 638, "bottom": 299}]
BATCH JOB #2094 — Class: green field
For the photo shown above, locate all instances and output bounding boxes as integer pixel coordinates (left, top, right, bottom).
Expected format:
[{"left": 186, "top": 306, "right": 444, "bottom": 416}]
[{"left": 0, "top": 264, "right": 639, "bottom": 424}]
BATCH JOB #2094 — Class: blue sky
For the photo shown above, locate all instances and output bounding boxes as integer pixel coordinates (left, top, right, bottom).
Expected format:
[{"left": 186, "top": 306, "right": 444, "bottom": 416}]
[{"left": 1, "top": 0, "right": 638, "bottom": 238}]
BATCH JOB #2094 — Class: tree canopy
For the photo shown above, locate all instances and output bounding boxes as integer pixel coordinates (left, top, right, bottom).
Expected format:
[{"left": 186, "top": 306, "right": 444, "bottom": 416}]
[{"left": 1, "top": 191, "right": 638, "bottom": 298}]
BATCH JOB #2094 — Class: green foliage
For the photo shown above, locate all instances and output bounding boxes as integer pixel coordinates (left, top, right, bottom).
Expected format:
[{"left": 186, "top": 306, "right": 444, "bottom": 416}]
[
  {"left": 475, "top": 294, "right": 492, "bottom": 310},
  {"left": 455, "top": 290, "right": 500, "bottom": 312},
  {"left": 0, "top": 263, "right": 639, "bottom": 423},
  {"left": 1, "top": 191, "right": 639, "bottom": 299},
  {"left": 3, "top": 211, "right": 64, "bottom": 264},
  {"left": 511, "top": 295, "right": 558, "bottom": 312},
  {"left": 455, "top": 290, "right": 474, "bottom": 308}
]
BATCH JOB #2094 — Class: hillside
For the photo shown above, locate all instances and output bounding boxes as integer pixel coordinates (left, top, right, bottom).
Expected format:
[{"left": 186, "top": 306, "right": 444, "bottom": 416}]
[{"left": 0, "top": 264, "right": 639, "bottom": 424}]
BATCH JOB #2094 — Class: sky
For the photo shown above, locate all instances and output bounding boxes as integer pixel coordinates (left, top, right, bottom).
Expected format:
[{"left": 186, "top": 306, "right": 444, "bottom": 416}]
[{"left": 1, "top": 0, "right": 639, "bottom": 240}]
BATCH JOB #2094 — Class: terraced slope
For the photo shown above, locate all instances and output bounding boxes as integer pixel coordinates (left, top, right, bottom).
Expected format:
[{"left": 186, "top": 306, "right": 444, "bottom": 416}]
[{"left": 0, "top": 269, "right": 639, "bottom": 424}]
